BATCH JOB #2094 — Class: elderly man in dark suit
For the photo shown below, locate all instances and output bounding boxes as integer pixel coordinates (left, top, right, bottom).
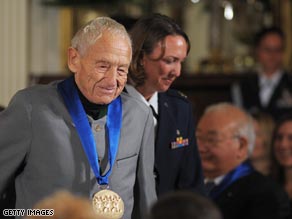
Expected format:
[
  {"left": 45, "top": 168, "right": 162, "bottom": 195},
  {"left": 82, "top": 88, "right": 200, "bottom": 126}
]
[
  {"left": 196, "top": 103, "right": 291, "bottom": 219},
  {"left": 0, "top": 17, "right": 156, "bottom": 219}
]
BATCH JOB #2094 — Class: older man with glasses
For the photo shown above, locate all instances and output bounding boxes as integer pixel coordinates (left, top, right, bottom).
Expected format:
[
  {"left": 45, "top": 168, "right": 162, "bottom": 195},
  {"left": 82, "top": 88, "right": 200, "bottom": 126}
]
[{"left": 196, "top": 102, "right": 291, "bottom": 219}]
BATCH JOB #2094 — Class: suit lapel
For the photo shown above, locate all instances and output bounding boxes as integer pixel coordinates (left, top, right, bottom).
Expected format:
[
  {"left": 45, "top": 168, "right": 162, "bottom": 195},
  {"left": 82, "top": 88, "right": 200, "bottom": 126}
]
[
  {"left": 57, "top": 81, "right": 79, "bottom": 129},
  {"left": 243, "top": 75, "right": 261, "bottom": 110},
  {"left": 267, "top": 73, "right": 285, "bottom": 109},
  {"left": 254, "top": 76, "right": 261, "bottom": 105}
]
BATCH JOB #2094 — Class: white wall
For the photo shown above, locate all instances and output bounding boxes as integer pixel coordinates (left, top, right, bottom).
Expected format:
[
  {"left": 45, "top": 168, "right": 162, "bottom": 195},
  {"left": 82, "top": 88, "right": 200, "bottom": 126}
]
[
  {"left": 184, "top": 2, "right": 209, "bottom": 73},
  {"left": 0, "top": 0, "right": 28, "bottom": 107},
  {"left": 29, "top": 0, "right": 62, "bottom": 75},
  {"left": 0, "top": 0, "right": 63, "bottom": 107}
]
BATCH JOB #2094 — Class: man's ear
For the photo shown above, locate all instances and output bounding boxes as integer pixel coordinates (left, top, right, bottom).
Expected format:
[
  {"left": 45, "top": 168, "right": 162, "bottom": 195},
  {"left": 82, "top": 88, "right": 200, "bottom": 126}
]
[
  {"left": 236, "top": 136, "right": 249, "bottom": 159},
  {"left": 68, "top": 47, "right": 81, "bottom": 73}
]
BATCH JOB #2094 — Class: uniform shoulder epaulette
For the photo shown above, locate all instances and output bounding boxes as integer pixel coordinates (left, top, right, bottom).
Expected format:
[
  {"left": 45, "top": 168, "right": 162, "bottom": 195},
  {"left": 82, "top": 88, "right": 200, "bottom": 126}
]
[
  {"left": 177, "top": 91, "right": 188, "bottom": 99},
  {"left": 167, "top": 89, "right": 188, "bottom": 100}
]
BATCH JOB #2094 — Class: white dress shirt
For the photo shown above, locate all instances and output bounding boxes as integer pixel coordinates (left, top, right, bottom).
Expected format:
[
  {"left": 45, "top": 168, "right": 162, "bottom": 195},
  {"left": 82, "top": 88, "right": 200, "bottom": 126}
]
[
  {"left": 204, "top": 175, "right": 225, "bottom": 186},
  {"left": 258, "top": 70, "right": 283, "bottom": 107}
]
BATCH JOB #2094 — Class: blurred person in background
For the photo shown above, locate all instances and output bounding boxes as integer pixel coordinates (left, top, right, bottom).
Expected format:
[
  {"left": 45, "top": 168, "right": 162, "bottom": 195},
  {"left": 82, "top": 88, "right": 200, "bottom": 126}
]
[
  {"left": 234, "top": 26, "right": 292, "bottom": 121},
  {"left": 26, "top": 191, "right": 102, "bottom": 219},
  {"left": 148, "top": 191, "right": 222, "bottom": 219},
  {"left": 196, "top": 102, "right": 291, "bottom": 219},
  {"left": 250, "top": 111, "right": 275, "bottom": 175},
  {"left": 270, "top": 113, "right": 292, "bottom": 208}
]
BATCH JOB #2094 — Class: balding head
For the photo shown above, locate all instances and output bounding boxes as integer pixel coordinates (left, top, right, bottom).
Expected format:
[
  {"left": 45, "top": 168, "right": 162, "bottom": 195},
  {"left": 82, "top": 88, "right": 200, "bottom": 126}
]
[
  {"left": 204, "top": 103, "right": 255, "bottom": 154},
  {"left": 196, "top": 103, "right": 255, "bottom": 178}
]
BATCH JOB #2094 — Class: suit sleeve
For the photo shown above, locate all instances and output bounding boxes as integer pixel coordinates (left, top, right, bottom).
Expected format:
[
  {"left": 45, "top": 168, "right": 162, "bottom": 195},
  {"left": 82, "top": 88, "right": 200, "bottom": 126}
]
[
  {"left": 134, "top": 107, "right": 157, "bottom": 218},
  {"left": 246, "top": 184, "right": 291, "bottom": 219},
  {"left": 177, "top": 103, "right": 206, "bottom": 195},
  {"left": 0, "top": 91, "right": 31, "bottom": 207}
]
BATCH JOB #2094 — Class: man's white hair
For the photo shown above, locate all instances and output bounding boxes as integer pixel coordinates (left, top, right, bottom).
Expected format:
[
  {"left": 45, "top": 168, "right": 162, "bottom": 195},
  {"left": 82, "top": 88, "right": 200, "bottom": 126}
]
[
  {"left": 204, "top": 102, "right": 256, "bottom": 156},
  {"left": 71, "top": 17, "right": 132, "bottom": 56}
]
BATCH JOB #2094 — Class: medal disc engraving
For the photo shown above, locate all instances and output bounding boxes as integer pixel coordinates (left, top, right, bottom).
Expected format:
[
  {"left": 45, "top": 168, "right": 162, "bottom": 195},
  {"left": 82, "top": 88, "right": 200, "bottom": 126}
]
[{"left": 92, "top": 190, "right": 124, "bottom": 219}]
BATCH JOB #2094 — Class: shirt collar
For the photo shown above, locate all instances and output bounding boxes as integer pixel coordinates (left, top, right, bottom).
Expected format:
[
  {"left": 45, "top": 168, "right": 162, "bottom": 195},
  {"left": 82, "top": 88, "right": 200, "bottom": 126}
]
[
  {"left": 259, "top": 70, "right": 283, "bottom": 88},
  {"left": 204, "top": 175, "right": 225, "bottom": 186}
]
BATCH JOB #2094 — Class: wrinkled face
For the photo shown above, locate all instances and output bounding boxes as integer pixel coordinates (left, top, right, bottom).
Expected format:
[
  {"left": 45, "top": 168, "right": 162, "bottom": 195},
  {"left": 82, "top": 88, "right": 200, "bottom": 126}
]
[
  {"left": 196, "top": 112, "right": 247, "bottom": 178},
  {"left": 274, "top": 121, "right": 292, "bottom": 167},
  {"left": 256, "top": 33, "right": 284, "bottom": 74},
  {"left": 141, "top": 35, "right": 188, "bottom": 93},
  {"left": 68, "top": 31, "right": 132, "bottom": 104}
]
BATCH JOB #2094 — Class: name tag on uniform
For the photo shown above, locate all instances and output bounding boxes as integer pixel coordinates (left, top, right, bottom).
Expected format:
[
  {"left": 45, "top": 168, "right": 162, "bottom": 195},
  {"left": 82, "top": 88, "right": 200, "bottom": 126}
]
[{"left": 171, "top": 137, "right": 189, "bottom": 149}]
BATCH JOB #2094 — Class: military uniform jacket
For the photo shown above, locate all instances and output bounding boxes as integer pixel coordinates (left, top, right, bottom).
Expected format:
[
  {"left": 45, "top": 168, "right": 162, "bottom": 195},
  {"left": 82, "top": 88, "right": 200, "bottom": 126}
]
[
  {"left": 155, "top": 89, "right": 205, "bottom": 196},
  {"left": 239, "top": 72, "right": 292, "bottom": 120},
  {"left": 213, "top": 171, "right": 291, "bottom": 219},
  {"left": 0, "top": 80, "right": 157, "bottom": 219}
]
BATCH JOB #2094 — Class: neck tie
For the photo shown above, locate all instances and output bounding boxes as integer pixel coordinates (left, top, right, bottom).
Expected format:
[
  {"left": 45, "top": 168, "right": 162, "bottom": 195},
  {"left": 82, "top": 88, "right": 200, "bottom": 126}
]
[
  {"left": 205, "top": 181, "right": 216, "bottom": 195},
  {"left": 149, "top": 105, "right": 159, "bottom": 120}
]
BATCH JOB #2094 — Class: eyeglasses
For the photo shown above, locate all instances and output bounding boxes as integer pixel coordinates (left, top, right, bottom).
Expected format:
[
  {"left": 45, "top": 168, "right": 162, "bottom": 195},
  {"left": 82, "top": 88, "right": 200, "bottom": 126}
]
[
  {"left": 196, "top": 134, "right": 239, "bottom": 147},
  {"left": 259, "top": 46, "right": 283, "bottom": 54}
]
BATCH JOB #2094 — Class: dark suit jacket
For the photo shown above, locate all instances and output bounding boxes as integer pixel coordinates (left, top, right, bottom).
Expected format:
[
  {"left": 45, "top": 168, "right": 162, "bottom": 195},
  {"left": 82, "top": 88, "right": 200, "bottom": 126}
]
[
  {"left": 154, "top": 89, "right": 205, "bottom": 196},
  {"left": 239, "top": 72, "right": 292, "bottom": 120},
  {"left": 213, "top": 171, "right": 291, "bottom": 219}
]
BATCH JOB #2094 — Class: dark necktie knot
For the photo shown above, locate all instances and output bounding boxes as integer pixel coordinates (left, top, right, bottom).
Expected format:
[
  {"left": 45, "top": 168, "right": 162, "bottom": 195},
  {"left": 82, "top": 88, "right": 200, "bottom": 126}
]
[{"left": 205, "top": 181, "right": 216, "bottom": 195}]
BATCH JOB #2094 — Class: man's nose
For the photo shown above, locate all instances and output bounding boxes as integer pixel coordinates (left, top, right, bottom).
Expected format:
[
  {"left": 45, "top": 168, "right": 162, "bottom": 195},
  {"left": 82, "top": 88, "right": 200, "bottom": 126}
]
[{"left": 105, "top": 68, "right": 117, "bottom": 86}]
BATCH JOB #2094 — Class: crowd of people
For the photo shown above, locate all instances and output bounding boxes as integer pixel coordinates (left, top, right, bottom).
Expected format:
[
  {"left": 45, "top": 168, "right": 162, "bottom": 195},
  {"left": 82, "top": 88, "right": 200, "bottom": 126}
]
[{"left": 0, "top": 12, "right": 292, "bottom": 219}]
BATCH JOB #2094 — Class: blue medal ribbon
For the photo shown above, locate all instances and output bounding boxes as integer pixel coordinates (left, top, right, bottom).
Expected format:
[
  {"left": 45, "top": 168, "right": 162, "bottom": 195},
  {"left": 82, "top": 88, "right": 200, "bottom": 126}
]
[
  {"left": 209, "top": 160, "right": 254, "bottom": 199},
  {"left": 57, "top": 77, "right": 122, "bottom": 185}
]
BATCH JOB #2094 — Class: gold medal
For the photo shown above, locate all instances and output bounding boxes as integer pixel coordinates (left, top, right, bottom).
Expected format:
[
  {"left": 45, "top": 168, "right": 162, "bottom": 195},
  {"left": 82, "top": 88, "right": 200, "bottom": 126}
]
[{"left": 92, "top": 189, "right": 124, "bottom": 219}]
